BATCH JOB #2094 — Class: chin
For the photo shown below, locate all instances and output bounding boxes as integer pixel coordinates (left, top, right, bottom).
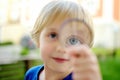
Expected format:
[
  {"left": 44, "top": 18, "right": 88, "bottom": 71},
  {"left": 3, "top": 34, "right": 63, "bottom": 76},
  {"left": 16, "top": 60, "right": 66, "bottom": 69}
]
[{"left": 51, "top": 64, "right": 72, "bottom": 73}]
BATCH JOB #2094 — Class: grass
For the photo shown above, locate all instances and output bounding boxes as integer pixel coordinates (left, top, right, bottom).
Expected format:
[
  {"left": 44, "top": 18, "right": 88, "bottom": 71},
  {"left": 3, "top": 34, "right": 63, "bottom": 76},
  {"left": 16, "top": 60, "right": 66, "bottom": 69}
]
[
  {"left": 0, "top": 61, "right": 25, "bottom": 80},
  {"left": 92, "top": 47, "right": 113, "bottom": 55},
  {"left": 92, "top": 48, "right": 120, "bottom": 80},
  {"left": 99, "top": 57, "right": 120, "bottom": 80},
  {"left": 116, "top": 48, "right": 120, "bottom": 57}
]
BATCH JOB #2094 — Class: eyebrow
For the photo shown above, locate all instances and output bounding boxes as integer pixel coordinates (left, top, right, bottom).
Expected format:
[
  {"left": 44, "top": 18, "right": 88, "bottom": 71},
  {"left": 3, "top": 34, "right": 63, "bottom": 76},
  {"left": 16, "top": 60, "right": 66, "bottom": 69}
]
[{"left": 46, "top": 27, "right": 59, "bottom": 32}]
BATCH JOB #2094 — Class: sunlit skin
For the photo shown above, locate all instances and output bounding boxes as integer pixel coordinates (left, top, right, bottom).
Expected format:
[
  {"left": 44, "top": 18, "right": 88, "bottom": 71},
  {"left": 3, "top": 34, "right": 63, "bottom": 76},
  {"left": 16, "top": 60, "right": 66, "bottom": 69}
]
[{"left": 38, "top": 20, "right": 102, "bottom": 80}]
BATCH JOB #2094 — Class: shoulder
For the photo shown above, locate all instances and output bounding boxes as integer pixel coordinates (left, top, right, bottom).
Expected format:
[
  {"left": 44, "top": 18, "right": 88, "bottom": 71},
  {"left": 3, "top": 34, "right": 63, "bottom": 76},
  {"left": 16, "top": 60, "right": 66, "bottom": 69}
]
[{"left": 24, "top": 65, "right": 44, "bottom": 80}]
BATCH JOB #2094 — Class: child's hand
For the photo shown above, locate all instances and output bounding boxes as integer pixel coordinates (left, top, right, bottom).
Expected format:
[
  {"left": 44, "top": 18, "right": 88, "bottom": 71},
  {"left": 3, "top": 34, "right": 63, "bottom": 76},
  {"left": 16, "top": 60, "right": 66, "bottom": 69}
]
[{"left": 67, "top": 45, "right": 102, "bottom": 80}]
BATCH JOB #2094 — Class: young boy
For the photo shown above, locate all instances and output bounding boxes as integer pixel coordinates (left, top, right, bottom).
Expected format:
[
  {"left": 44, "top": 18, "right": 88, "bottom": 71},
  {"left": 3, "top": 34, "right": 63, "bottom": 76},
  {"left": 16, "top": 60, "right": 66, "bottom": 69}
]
[{"left": 25, "top": 0, "right": 102, "bottom": 80}]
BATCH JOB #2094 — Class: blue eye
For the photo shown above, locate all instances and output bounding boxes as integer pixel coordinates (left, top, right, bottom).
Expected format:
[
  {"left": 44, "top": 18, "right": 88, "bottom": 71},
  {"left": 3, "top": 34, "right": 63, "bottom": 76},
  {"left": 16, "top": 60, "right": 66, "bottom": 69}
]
[
  {"left": 66, "top": 36, "right": 81, "bottom": 46},
  {"left": 69, "top": 38, "right": 80, "bottom": 45}
]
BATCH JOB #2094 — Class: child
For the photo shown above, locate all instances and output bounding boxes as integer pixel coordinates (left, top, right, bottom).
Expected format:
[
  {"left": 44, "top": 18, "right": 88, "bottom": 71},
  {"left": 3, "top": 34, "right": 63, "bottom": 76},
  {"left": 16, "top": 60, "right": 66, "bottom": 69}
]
[{"left": 25, "top": 0, "right": 102, "bottom": 80}]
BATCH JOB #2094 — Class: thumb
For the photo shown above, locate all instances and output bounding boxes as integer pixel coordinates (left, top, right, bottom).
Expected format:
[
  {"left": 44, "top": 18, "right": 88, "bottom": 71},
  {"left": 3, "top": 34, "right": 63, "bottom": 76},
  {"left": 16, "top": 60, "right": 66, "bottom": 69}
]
[{"left": 66, "top": 45, "right": 86, "bottom": 59}]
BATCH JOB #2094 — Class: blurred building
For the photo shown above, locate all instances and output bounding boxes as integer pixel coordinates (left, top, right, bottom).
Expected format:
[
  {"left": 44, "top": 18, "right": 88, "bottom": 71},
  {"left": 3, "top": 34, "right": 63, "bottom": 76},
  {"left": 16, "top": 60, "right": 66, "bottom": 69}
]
[{"left": 0, "top": 0, "right": 120, "bottom": 48}]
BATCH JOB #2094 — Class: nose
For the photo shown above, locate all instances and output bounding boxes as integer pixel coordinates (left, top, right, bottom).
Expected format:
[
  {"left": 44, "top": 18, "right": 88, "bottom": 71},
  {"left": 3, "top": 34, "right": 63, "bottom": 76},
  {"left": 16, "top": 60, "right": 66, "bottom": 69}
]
[{"left": 56, "top": 45, "right": 66, "bottom": 54}]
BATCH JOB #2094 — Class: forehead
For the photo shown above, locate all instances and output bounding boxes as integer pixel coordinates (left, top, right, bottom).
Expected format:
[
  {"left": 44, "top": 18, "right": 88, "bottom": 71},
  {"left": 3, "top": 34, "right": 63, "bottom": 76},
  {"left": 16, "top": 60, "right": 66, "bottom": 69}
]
[
  {"left": 44, "top": 19, "right": 92, "bottom": 38},
  {"left": 45, "top": 19, "right": 91, "bottom": 32}
]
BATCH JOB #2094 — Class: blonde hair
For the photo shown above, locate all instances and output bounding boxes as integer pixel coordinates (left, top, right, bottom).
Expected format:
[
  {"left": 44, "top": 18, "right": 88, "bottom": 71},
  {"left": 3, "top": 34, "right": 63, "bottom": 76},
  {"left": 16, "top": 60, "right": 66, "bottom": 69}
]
[{"left": 31, "top": 0, "right": 94, "bottom": 47}]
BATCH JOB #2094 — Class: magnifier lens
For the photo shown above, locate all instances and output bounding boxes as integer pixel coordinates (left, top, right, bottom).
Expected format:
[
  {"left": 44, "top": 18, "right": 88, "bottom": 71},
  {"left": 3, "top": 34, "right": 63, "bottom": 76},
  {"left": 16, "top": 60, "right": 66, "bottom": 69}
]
[{"left": 59, "top": 18, "right": 90, "bottom": 47}]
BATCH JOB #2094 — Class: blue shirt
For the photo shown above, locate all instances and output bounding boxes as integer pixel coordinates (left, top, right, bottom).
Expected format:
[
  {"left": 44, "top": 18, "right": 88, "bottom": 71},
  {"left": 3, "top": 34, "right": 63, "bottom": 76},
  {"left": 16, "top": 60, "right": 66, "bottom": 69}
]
[{"left": 25, "top": 65, "right": 72, "bottom": 80}]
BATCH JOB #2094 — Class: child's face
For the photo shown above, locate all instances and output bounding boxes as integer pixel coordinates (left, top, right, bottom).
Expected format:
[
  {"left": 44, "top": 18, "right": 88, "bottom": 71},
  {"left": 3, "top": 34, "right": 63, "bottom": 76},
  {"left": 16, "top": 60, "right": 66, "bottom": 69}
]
[{"left": 39, "top": 20, "right": 91, "bottom": 73}]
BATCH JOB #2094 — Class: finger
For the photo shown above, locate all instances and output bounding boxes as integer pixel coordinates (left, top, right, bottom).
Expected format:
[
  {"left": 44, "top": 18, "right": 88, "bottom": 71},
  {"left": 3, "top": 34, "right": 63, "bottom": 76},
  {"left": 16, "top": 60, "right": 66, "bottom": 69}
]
[
  {"left": 73, "top": 62, "right": 102, "bottom": 80},
  {"left": 67, "top": 46, "right": 86, "bottom": 59},
  {"left": 73, "top": 70, "right": 102, "bottom": 80},
  {"left": 73, "top": 73, "right": 95, "bottom": 80},
  {"left": 77, "top": 45, "right": 94, "bottom": 57},
  {"left": 73, "top": 64, "right": 98, "bottom": 73},
  {"left": 67, "top": 45, "right": 94, "bottom": 59},
  {"left": 72, "top": 57, "right": 99, "bottom": 76},
  {"left": 73, "top": 73, "right": 93, "bottom": 80},
  {"left": 72, "top": 57, "right": 98, "bottom": 67},
  {"left": 73, "top": 65, "right": 101, "bottom": 80}
]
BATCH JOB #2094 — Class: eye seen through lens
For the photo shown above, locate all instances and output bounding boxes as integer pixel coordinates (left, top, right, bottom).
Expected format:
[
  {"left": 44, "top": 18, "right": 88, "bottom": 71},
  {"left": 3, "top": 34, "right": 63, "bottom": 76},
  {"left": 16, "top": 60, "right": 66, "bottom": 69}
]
[{"left": 67, "top": 35, "right": 81, "bottom": 46}]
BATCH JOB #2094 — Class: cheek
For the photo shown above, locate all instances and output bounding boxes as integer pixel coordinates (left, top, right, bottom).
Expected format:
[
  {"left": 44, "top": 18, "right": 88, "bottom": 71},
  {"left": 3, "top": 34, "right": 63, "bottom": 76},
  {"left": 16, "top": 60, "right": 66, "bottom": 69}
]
[{"left": 40, "top": 42, "right": 55, "bottom": 60}]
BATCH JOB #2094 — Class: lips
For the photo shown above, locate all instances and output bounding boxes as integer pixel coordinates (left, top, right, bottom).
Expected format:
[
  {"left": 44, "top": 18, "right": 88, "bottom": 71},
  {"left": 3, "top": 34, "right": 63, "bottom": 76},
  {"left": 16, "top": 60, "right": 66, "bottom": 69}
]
[{"left": 52, "top": 57, "right": 69, "bottom": 63}]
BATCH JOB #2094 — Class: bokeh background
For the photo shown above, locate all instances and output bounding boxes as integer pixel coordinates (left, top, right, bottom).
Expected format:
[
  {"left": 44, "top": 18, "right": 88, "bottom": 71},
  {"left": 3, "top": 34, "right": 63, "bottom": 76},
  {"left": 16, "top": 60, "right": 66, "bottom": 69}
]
[{"left": 0, "top": 0, "right": 120, "bottom": 80}]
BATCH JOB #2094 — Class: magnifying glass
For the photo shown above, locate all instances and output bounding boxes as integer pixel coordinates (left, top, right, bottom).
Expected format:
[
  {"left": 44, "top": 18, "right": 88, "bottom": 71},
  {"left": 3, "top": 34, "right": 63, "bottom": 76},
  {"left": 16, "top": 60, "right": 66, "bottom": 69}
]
[{"left": 59, "top": 18, "right": 93, "bottom": 48}]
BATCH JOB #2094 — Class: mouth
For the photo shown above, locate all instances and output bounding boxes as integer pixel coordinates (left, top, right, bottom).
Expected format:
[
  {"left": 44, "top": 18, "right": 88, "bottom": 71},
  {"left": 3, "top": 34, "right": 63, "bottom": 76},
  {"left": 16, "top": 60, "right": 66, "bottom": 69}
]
[{"left": 52, "top": 57, "right": 69, "bottom": 63}]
